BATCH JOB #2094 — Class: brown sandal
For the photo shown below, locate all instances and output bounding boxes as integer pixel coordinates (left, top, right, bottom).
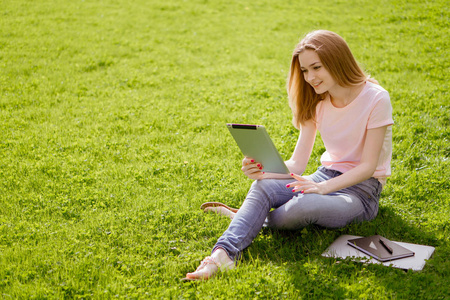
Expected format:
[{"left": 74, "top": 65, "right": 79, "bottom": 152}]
[{"left": 200, "top": 202, "right": 239, "bottom": 213}]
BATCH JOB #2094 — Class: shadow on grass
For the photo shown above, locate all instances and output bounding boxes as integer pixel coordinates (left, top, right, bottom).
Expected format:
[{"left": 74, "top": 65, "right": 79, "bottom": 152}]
[{"left": 239, "top": 205, "right": 447, "bottom": 298}]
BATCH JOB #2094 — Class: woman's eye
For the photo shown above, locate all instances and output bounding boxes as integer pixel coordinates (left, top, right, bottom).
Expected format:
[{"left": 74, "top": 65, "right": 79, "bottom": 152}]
[
  {"left": 314, "top": 66, "right": 321, "bottom": 70},
  {"left": 301, "top": 69, "right": 307, "bottom": 73}
]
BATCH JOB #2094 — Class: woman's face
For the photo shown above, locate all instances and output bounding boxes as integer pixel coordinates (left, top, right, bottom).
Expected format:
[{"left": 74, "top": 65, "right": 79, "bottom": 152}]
[{"left": 298, "top": 50, "right": 337, "bottom": 95}]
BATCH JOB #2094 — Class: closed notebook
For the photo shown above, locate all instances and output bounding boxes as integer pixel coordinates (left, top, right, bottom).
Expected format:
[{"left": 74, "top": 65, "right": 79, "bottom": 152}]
[{"left": 347, "top": 235, "right": 415, "bottom": 262}]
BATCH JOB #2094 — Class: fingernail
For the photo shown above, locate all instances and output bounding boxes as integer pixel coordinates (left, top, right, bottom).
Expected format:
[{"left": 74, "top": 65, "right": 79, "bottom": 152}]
[
  {"left": 290, "top": 173, "right": 294, "bottom": 176},
  {"left": 251, "top": 159, "right": 254, "bottom": 163},
  {"left": 301, "top": 190, "right": 304, "bottom": 194},
  {"left": 259, "top": 167, "right": 262, "bottom": 170},
  {"left": 257, "top": 164, "right": 261, "bottom": 167},
  {"left": 286, "top": 184, "right": 290, "bottom": 188},
  {"left": 262, "top": 172, "right": 265, "bottom": 174}
]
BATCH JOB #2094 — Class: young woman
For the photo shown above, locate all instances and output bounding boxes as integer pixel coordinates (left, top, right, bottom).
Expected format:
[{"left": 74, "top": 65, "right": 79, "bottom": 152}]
[{"left": 183, "top": 30, "right": 393, "bottom": 281}]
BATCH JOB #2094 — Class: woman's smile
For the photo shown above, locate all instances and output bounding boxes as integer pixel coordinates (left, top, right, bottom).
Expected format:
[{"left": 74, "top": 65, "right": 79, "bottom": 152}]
[{"left": 312, "top": 81, "right": 322, "bottom": 88}]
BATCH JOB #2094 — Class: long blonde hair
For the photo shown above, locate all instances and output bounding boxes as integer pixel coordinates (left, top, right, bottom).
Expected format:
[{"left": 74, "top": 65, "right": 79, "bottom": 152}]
[{"left": 287, "top": 30, "right": 376, "bottom": 128}]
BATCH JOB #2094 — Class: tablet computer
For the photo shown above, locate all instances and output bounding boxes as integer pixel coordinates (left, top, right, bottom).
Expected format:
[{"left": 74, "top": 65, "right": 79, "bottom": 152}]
[{"left": 226, "top": 123, "right": 290, "bottom": 174}]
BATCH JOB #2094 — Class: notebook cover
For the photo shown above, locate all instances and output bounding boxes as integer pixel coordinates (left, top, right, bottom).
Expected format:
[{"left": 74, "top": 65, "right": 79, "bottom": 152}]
[{"left": 347, "top": 235, "right": 415, "bottom": 262}]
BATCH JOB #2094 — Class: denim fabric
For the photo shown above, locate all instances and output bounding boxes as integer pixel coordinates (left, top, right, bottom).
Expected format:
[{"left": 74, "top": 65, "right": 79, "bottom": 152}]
[{"left": 213, "top": 166, "right": 382, "bottom": 261}]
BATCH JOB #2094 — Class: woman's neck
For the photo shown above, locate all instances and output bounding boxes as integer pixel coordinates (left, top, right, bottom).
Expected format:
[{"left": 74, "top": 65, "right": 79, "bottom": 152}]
[{"left": 329, "top": 83, "right": 365, "bottom": 108}]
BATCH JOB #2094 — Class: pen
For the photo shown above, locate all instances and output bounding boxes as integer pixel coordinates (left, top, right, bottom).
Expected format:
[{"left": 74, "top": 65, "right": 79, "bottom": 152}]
[{"left": 379, "top": 239, "right": 393, "bottom": 254}]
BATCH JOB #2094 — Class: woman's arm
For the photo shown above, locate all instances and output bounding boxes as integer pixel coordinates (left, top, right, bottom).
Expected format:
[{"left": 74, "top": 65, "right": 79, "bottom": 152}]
[
  {"left": 290, "top": 126, "right": 388, "bottom": 194},
  {"left": 242, "top": 120, "right": 316, "bottom": 180},
  {"left": 285, "top": 119, "right": 317, "bottom": 175}
]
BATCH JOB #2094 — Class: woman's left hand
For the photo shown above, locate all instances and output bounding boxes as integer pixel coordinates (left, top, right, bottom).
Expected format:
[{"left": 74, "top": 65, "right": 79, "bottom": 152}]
[{"left": 286, "top": 173, "right": 327, "bottom": 195}]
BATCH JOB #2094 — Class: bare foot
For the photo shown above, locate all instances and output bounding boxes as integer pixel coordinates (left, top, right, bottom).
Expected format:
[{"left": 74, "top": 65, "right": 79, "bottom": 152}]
[{"left": 184, "top": 248, "right": 234, "bottom": 281}]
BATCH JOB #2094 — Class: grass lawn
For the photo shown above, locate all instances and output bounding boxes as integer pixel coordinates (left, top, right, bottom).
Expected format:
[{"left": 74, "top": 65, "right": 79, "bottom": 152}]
[{"left": 0, "top": 0, "right": 449, "bottom": 298}]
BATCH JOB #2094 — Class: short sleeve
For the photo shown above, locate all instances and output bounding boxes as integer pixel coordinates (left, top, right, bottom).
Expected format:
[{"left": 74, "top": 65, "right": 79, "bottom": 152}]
[{"left": 367, "top": 91, "right": 394, "bottom": 129}]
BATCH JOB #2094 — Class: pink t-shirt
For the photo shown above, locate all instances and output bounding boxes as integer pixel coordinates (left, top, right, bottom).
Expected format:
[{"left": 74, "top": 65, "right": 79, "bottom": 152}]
[{"left": 315, "top": 81, "right": 394, "bottom": 185}]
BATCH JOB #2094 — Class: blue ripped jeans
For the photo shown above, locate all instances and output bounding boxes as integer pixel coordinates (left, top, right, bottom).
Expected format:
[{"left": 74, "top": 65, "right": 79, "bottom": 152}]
[{"left": 213, "top": 166, "right": 382, "bottom": 261}]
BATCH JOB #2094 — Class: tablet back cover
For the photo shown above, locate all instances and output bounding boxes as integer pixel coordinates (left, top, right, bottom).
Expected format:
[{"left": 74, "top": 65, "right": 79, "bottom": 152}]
[{"left": 227, "top": 124, "right": 289, "bottom": 174}]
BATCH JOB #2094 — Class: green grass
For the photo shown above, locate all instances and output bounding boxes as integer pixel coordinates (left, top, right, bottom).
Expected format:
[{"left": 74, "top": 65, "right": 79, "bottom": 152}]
[{"left": 1, "top": 0, "right": 449, "bottom": 298}]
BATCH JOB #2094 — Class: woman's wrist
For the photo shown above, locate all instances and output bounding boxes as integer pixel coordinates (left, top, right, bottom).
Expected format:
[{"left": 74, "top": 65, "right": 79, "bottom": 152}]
[{"left": 317, "top": 181, "right": 330, "bottom": 195}]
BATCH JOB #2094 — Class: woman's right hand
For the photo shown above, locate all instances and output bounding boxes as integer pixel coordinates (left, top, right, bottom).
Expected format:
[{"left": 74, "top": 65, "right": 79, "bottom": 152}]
[{"left": 241, "top": 157, "right": 265, "bottom": 180}]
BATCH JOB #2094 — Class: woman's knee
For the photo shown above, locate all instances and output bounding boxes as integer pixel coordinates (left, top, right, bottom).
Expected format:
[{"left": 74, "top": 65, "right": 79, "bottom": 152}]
[
  {"left": 248, "top": 179, "right": 285, "bottom": 207},
  {"left": 250, "top": 179, "right": 279, "bottom": 195}
]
